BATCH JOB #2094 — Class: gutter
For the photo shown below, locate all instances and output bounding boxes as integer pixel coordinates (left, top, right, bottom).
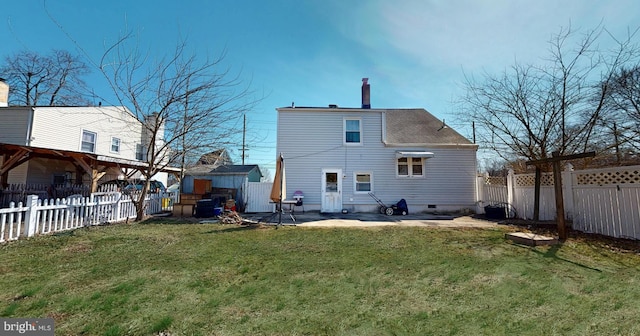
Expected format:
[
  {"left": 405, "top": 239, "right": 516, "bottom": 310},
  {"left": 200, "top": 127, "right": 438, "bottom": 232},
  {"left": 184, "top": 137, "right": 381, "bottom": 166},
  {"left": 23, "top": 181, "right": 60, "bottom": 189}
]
[{"left": 384, "top": 142, "right": 479, "bottom": 150}]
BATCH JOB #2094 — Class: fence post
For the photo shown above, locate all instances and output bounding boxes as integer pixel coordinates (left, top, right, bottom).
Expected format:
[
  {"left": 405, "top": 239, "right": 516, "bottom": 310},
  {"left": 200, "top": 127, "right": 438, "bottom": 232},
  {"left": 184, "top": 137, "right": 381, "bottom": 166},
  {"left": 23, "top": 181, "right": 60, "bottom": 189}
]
[
  {"left": 89, "top": 193, "right": 96, "bottom": 225},
  {"left": 23, "top": 195, "right": 39, "bottom": 237},
  {"left": 475, "top": 173, "right": 485, "bottom": 214},
  {"left": 563, "top": 163, "right": 575, "bottom": 221},
  {"left": 114, "top": 192, "right": 122, "bottom": 222},
  {"left": 507, "top": 169, "right": 515, "bottom": 214}
]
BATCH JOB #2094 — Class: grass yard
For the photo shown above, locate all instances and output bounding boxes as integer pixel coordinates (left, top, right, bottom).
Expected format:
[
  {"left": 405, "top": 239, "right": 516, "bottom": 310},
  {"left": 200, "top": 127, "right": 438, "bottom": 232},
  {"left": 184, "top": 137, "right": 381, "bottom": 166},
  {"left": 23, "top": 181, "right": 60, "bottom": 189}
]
[{"left": 1, "top": 219, "right": 640, "bottom": 336}]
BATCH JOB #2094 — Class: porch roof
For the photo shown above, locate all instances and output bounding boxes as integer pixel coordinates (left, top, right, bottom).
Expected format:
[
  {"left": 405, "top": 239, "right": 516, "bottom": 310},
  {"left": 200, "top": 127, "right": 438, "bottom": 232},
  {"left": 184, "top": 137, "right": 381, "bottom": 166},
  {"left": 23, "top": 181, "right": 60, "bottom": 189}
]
[
  {"left": 395, "top": 151, "right": 435, "bottom": 159},
  {"left": 0, "top": 142, "right": 180, "bottom": 174}
]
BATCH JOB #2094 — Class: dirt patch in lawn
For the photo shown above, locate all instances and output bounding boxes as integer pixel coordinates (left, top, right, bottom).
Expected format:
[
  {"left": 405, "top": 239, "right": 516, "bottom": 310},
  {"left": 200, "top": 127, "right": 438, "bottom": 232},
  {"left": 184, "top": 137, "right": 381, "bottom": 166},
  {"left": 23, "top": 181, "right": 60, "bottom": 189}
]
[{"left": 499, "top": 218, "right": 640, "bottom": 255}]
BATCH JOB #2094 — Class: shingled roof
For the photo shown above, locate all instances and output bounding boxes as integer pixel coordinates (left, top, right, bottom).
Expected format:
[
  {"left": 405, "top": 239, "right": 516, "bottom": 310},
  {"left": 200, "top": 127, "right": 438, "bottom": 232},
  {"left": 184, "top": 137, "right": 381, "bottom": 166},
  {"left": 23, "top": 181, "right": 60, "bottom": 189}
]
[
  {"left": 210, "top": 165, "right": 260, "bottom": 175},
  {"left": 384, "top": 109, "right": 473, "bottom": 145},
  {"left": 185, "top": 164, "right": 261, "bottom": 176}
]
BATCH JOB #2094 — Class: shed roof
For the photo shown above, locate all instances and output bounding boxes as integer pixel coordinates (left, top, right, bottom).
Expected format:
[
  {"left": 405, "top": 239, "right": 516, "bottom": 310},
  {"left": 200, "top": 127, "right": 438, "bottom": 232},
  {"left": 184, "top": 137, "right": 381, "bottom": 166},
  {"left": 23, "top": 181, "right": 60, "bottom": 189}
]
[{"left": 185, "top": 164, "right": 261, "bottom": 176}]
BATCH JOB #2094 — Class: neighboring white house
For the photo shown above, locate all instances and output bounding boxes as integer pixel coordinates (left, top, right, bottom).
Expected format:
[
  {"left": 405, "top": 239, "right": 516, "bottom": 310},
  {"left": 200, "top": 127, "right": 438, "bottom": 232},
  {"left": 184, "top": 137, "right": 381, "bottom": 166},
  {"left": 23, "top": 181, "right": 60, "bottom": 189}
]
[
  {"left": 0, "top": 104, "right": 171, "bottom": 191},
  {"left": 275, "top": 79, "right": 478, "bottom": 213}
]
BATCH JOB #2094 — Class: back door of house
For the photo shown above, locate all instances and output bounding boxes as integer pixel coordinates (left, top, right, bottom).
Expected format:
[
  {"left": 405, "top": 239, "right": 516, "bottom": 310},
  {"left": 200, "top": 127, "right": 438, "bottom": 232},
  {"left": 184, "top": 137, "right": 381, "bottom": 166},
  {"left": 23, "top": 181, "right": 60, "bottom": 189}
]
[{"left": 321, "top": 168, "right": 342, "bottom": 213}]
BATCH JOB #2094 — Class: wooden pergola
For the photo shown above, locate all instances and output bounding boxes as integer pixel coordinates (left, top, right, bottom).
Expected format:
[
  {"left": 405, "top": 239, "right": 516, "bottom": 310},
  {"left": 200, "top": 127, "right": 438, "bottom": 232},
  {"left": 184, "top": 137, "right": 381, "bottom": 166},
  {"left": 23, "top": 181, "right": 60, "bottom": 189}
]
[
  {"left": 0, "top": 142, "right": 180, "bottom": 192},
  {"left": 526, "top": 151, "right": 596, "bottom": 240}
]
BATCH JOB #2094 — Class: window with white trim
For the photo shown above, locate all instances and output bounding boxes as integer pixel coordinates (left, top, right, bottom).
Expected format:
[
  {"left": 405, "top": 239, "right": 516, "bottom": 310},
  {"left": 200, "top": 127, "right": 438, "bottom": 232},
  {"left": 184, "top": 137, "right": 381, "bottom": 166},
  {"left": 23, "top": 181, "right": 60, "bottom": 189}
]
[
  {"left": 110, "top": 137, "right": 121, "bottom": 153},
  {"left": 81, "top": 130, "right": 97, "bottom": 153},
  {"left": 397, "top": 157, "right": 424, "bottom": 177},
  {"left": 354, "top": 172, "right": 372, "bottom": 193},
  {"left": 344, "top": 118, "right": 362, "bottom": 144}
]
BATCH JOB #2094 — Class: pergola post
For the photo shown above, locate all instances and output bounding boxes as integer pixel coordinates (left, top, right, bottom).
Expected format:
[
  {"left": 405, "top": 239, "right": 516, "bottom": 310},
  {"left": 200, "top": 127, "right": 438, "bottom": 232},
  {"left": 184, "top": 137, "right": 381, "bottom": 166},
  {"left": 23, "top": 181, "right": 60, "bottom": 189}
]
[{"left": 526, "top": 151, "right": 595, "bottom": 241}]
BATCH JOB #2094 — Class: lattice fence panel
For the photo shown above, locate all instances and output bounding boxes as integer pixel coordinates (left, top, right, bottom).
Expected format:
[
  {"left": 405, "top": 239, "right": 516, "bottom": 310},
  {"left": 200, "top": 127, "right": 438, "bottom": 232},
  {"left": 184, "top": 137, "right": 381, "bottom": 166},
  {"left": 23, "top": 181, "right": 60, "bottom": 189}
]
[
  {"left": 514, "top": 173, "right": 554, "bottom": 187},
  {"left": 485, "top": 176, "right": 506, "bottom": 186},
  {"left": 576, "top": 169, "right": 640, "bottom": 185}
]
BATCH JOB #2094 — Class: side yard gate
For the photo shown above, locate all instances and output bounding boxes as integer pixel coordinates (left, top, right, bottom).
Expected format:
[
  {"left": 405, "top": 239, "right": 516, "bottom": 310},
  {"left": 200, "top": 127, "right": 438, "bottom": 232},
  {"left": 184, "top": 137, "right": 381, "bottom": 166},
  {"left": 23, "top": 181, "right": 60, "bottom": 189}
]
[{"left": 244, "top": 182, "right": 274, "bottom": 213}]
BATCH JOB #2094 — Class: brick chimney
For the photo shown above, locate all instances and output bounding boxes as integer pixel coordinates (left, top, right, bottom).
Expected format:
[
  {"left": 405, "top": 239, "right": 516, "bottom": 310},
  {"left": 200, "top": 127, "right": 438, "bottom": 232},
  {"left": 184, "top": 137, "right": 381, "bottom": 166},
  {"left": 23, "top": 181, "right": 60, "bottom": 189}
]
[
  {"left": 0, "top": 78, "right": 8, "bottom": 107},
  {"left": 361, "top": 78, "right": 370, "bottom": 109}
]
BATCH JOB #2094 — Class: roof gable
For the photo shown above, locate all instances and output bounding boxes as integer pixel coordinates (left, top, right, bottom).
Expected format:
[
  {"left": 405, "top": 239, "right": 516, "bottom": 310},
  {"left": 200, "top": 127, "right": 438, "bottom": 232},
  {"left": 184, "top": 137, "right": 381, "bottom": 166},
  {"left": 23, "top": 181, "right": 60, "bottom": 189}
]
[
  {"left": 197, "top": 149, "right": 232, "bottom": 166},
  {"left": 276, "top": 106, "right": 475, "bottom": 147}
]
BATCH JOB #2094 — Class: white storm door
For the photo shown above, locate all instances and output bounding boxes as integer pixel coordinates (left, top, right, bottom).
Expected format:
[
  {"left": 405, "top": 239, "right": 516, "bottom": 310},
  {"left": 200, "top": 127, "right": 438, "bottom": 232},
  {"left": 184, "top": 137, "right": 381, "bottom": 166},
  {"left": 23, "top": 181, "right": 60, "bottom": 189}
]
[{"left": 321, "top": 169, "right": 342, "bottom": 213}]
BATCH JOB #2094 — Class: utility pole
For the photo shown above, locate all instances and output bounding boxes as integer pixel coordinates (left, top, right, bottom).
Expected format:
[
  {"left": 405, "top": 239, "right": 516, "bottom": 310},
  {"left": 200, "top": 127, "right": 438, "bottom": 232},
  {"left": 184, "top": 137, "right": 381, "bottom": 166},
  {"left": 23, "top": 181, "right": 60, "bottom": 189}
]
[
  {"left": 242, "top": 114, "right": 246, "bottom": 165},
  {"left": 179, "top": 78, "right": 190, "bottom": 198},
  {"left": 613, "top": 122, "right": 621, "bottom": 164},
  {"left": 472, "top": 121, "right": 476, "bottom": 144}
]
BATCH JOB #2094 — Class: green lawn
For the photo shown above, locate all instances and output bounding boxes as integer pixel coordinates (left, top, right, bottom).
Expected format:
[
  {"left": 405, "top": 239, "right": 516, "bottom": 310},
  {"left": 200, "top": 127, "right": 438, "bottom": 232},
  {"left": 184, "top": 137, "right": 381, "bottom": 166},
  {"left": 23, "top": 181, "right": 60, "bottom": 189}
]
[{"left": 1, "top": 219, "right": 640, "bottom": 336}]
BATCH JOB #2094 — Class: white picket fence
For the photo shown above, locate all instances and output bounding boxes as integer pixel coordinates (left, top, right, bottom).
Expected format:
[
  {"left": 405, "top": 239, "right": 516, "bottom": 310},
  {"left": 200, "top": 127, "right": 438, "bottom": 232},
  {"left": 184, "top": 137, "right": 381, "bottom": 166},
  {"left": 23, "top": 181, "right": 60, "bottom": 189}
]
[
  {"left": 0, "top": 191, "right": 177, "bottom": 243},
  {"left": 477, "top": 164, "right": 640, "bottom": 240}
]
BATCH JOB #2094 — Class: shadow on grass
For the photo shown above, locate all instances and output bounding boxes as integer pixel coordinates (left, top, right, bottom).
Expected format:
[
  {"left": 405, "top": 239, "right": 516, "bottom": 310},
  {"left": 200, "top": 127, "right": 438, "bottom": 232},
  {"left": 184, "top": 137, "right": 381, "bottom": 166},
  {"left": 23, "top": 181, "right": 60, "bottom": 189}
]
[
  {"left": 202, "top": 224, "right": 266, "bottom": 234},
  {"left": 315, "top": 212, "right": 456, "bottom": 223},
  {"left": 519, "top": 243, "right": 603, "bottom": 273}
]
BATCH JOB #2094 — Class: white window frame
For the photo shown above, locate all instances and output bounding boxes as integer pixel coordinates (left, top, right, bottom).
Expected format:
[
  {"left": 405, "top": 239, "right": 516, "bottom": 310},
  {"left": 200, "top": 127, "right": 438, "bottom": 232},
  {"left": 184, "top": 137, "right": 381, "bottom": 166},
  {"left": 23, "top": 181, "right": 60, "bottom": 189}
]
[
  {"left": 343, "top": 117, "right": 362, "bottom": 145},
  {"left": 110, "top": 137, "right": 121, "bottom": 154},
  {"left": 354, "top": 171, "right": 373, "bottom": 193},
  {"left": 80, "top": 130, "right": 97, "bottom": 153},
  {"left": 397, "top": 157, "right": 425, "bottom": 178}
]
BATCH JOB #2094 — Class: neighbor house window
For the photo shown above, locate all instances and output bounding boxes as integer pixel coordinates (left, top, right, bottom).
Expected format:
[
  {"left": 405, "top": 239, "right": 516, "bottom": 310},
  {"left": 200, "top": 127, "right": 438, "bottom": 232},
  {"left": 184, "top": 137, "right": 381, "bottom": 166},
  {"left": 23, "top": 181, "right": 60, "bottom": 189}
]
[
  {"left": 111, "top": 137, "right": 121, "bottom": 153},
  {"left": 53, "top": 174, "right": 66, "bottom": 185},
  {"left": 344, "top": 118, "right": 362, "bottom": 144},
  {"left": 354, "top": 172, "right": 372, "bottom": 193},
  {"left": 397, "top": 157, "right": 424, "bottom": 177},
  {"left": 136, "top": 144, "right": 144, "bottom": 161},
  {"left": 81, "top": 130, "right": 97, "bottom": 153}
]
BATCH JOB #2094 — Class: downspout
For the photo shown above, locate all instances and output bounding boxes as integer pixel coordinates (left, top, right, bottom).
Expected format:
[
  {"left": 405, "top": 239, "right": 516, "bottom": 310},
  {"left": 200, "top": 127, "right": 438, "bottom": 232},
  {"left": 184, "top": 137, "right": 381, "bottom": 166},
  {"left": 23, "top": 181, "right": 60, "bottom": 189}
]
[
  {"left": 25, "top": 107, "right": 35, "bottom": 146},
  {"left": 381, "top": 111, "right": 388, "bottom": 145}
]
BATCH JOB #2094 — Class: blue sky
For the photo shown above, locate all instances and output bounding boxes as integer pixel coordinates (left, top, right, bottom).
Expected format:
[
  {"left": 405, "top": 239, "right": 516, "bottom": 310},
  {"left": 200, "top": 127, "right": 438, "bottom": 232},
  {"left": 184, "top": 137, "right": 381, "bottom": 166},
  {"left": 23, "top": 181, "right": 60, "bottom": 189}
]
[{"left": 2, "top": 0, "right": 639, "bottom": 176}]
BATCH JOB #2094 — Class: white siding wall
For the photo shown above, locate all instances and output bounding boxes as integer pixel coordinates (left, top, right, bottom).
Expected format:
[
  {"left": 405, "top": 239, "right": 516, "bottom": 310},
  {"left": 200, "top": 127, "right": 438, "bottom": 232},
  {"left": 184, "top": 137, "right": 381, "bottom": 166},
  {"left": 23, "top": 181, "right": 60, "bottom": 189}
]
[
  {"left": 276, "top": 109, "right": 477, "bottom": 213},
  {"left": 0, "top": 107, "right": 32, "bottom": 184},
  {"left": 30, "top": 106, "right": 143, "bottom": 161},
  {"left": 0, "top": 107, "right": 31, "bottom": 145},
  {"left": 1, "top": 106, "right": 168, "bottom": 187}
]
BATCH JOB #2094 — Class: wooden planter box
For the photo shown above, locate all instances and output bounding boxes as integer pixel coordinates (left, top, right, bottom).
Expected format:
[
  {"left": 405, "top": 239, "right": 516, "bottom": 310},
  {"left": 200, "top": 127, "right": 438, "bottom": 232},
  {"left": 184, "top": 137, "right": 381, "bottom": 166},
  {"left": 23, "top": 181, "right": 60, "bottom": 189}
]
[{"left": 172, "top": 204, "right": 195, "bottom": 217}]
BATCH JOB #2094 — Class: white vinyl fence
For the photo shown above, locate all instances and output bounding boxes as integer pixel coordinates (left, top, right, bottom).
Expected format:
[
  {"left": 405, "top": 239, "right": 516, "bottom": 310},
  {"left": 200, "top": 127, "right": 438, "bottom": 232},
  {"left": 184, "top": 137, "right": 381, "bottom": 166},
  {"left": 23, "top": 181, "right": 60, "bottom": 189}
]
[
  {"left": 477, "top": 165, "right": 640, "bottom": 240},
  {"left": 244, "top": 182, "right": 274, "bottom": 213},
  {"left": 1, "top": 191, "right": 177, "bottom": 243}
]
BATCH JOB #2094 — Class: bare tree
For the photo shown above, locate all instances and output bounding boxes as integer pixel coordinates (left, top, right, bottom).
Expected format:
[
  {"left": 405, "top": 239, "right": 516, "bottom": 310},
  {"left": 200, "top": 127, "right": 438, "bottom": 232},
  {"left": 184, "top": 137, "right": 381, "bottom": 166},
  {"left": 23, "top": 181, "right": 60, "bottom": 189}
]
[
  {"left": 0, "top": 50, "right": 90, "bottom": 106},
  {"left": 458, "top": 25, "right": 640, "bottom": 167},
  {"left": 259, "top": 165, "right": 273, "bottom": 182},
  {"left": 599, "top": 65, "right": 640, "bottom": 164},
  {"left": 98, "top": 33, "right": 259, "bottom": 220}
]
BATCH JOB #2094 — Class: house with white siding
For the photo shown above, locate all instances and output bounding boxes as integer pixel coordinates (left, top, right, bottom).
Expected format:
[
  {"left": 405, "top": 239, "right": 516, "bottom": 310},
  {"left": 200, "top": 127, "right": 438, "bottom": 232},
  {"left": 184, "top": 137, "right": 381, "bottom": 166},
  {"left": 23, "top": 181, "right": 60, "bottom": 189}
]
[
  {"left": 275, "top": 79, "right": 478, "bottom": 213},
  {"left": 0, "top": 104, "right": 171, "bottom": 192}
]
